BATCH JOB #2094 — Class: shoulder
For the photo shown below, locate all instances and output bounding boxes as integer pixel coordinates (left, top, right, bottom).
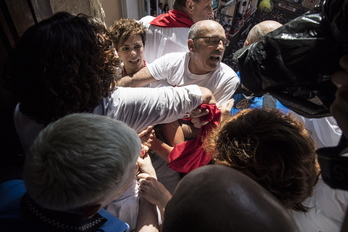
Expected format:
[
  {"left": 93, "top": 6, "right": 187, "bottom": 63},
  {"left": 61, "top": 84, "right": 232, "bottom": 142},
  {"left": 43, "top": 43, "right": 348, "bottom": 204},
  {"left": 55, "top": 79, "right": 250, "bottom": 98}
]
[{"left": 138, "top": 16, "right": 155, "bottom": 27}]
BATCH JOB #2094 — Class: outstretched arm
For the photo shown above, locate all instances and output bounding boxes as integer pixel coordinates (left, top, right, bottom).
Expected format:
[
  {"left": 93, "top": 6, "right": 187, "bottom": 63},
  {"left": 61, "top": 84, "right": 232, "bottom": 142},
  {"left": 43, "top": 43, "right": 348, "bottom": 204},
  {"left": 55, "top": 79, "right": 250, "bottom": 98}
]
[{"left": 116, "top": 66, "right": 156, "bottom": 87}]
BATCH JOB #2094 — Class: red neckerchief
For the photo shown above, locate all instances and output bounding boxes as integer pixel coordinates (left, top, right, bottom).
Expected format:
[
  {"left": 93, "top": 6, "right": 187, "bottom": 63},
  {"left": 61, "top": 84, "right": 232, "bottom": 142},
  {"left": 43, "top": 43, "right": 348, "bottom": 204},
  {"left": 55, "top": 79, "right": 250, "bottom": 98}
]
[
  {"left": 150, "top": 9, "right": 194, "bottom": 28},
  {"left": 123, "top": 60, "right": 146, "bottom": 76},
  {"left": 168, "top": 104, "right": 221, "bottom": 173}
]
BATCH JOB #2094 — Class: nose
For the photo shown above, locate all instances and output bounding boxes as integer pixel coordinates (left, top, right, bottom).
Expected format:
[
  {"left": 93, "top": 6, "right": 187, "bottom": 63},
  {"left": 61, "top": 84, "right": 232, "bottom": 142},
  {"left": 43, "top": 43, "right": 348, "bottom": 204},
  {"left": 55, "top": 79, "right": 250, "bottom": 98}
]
[
  {"left": 217, "top": 40, "right": 225, "bottom": 50},
  {"left": 130, "top": 49, "right": 136, "bottom": 55}
]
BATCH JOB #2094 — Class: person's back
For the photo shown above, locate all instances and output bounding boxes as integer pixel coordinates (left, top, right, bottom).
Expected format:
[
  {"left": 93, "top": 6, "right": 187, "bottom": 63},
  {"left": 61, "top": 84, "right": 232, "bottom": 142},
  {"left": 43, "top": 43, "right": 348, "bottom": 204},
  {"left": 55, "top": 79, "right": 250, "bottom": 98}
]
[
  {"left": 162, "top": 165, "right": 299, "bottom": 232},
  {"left": 139, "top": 0, "right": 213, "bottom": 63}
]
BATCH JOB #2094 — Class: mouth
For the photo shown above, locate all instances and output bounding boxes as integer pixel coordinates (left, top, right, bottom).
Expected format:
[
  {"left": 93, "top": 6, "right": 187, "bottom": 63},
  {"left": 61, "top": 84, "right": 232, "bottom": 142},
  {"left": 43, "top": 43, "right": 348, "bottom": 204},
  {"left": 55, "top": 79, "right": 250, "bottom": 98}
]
[
  {"left": 210, "top": 55, "right": 221, "bottom": 62},
  {"left": 129, "top": 59, "right": 140, "bottom": 64}
]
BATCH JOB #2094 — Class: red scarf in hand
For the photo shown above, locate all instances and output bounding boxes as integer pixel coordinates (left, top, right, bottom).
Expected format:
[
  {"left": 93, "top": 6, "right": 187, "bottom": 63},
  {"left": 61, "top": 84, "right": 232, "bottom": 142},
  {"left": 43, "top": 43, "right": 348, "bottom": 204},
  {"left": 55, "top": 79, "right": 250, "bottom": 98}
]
[
  {"left": 150, "top": 9, "right": 194, "bottom": 28},
  {"left": 168, "top": 104, "right": 221, "bottom": 173}
]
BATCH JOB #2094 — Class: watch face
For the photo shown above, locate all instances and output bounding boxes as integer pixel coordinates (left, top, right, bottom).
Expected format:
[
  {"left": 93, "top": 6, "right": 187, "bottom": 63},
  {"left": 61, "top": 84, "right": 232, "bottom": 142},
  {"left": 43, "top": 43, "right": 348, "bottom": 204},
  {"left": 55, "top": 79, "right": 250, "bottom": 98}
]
[{"left": 235, "top": 98, "right": 251, "bottom": 109}]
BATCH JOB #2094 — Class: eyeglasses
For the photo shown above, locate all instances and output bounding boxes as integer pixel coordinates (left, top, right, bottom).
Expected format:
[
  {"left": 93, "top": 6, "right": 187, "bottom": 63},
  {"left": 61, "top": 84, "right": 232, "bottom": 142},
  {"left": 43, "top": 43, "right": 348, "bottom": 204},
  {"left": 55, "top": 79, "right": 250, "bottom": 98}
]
[{"left": 192, "top": 36, "right": 230, "bottom": 47}]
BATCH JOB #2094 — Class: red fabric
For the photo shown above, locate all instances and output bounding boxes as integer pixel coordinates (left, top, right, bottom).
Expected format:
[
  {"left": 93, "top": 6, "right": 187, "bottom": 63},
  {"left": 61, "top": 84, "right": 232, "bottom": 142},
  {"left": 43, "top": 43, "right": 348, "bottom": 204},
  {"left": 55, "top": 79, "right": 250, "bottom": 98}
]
[
  {"left": 150, "top": 10, "right": 194, "bottom": 28},
  {"left": 168, "top": 104, "right": 221, "bottom": 173}
]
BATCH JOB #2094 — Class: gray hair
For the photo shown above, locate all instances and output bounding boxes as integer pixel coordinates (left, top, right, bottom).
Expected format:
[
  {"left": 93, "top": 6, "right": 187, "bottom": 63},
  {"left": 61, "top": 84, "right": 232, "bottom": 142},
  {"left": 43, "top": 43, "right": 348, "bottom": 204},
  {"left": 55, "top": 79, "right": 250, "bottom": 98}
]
[{"left": 24, "top": 113, "right": 140, "bottom": 211}]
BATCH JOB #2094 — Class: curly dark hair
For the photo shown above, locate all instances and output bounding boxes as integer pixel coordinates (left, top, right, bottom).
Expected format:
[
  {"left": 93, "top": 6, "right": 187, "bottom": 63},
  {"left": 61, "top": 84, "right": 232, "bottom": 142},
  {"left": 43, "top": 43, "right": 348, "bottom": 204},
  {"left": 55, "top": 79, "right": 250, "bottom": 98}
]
[
  {"left": 4, "top": 12, "right": 120, "bottom": 125},
  {"left": 109, "top": 18, "right": 146, "bottom": 50},
  {"left": 204, "top": 108, "right": 319, "bottom": 212}
]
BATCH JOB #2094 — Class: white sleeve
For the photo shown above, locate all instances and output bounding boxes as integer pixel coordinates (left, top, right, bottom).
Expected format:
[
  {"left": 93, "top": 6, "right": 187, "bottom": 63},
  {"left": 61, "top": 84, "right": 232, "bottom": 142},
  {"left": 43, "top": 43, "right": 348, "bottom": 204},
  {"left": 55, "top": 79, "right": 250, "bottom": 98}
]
[{"left": 100, "top": 85, "right": 202, "bottom": 132}]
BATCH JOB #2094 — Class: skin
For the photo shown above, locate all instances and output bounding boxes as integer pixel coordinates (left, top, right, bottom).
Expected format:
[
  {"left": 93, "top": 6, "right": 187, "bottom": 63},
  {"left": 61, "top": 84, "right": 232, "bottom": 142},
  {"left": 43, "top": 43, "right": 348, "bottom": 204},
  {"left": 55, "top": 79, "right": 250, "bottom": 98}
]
[
  {"left": 244, "top": 20, "right": 283, "bottom": 46},
  {"left": 117, "top": 34, "right": 145, "bottom": 76},
  {"left": 188, "top": 20, "right": 227, "bottom": 75},
  {"left": 188, "top": 0, "right": 214, "bottom": 23}
]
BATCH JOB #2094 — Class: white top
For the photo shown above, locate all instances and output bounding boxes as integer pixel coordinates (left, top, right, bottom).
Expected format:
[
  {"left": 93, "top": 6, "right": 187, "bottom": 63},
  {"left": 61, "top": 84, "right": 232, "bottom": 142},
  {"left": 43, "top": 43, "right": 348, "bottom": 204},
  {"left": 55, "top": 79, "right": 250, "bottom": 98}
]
[
  {"left": 14, "top": 85, "right": 203, "bottom": 155},
  {"left": 139, "top": 16, "right": 190, "bottom": 63},
  {"left": 290, "top": 176, "right": 348, "bottom": 232},
  {"left": 147, "top": 52, "right": 239, "bottom": 105},
  {"left": 295, "top": 115, "right": 342, "bottom": 149},
  {"left": 14, "top": 85, "right": 202, "bottom": 230}
]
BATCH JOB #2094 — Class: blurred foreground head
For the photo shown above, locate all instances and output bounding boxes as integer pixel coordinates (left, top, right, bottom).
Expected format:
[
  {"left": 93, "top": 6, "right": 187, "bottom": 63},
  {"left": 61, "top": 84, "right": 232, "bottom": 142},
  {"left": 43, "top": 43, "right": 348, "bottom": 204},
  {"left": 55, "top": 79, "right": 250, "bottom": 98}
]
[
  {"left": 24, "top": 113, "right": 140, "bottom": 213},
  {"left": 162, "top": 165, "right": 299, "bottom": 232}
]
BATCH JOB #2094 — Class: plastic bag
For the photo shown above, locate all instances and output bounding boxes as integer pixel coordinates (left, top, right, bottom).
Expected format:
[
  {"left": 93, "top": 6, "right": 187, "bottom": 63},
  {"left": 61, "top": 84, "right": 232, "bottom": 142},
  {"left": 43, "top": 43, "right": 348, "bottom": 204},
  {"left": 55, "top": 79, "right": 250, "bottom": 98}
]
[{"left": 233, "top": 1, "right": 347, "bottom": 118}]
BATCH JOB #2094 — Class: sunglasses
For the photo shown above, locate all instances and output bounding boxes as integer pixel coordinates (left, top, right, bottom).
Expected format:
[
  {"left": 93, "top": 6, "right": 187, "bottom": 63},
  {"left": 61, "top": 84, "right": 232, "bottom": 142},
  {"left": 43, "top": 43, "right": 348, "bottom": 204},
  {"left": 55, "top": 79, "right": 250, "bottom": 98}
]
[{"left": 192, "top": 36, "right": 230, "bottom": 47}]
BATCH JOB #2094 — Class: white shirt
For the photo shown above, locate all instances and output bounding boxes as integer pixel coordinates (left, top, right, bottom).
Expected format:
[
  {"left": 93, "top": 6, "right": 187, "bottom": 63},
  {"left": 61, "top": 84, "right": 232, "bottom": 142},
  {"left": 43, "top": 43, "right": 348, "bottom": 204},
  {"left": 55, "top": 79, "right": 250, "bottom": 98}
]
[
  {"left": 295, "top": 115, "right": 342, "bottom": 149},
  {"left": 147, "top": 52, "right": 239, "bottom": 105},
  {"left": 139, "top": 16, "right": 190, "bottom": 63},
  {"left": 14, "top": 85, "right": 203, "bottom": 155},
  {"left": 290, "top": 176, "right": 348, "bottom": 232}
]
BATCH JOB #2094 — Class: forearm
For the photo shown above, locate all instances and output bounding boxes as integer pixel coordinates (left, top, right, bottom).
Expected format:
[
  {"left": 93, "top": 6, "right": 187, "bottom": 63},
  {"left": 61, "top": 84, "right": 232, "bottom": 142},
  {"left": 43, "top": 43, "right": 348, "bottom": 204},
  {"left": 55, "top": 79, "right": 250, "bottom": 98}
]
[
  {"left": 116, "top": 67, "right": 156, "bottom": 87},
  {"left": 150, "top": 137, "right": 173, "bottom": 162},
  {"left": 135, "top": 198, "right": 159, "bottom": 232}
]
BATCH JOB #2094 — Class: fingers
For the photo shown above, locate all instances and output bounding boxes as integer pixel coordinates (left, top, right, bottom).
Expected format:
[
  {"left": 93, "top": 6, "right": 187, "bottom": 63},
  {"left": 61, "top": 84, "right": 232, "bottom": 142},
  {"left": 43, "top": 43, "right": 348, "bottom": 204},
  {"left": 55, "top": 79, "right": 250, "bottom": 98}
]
[
  {"left": 190, "top": 108, "right": 209, "bottom": 118},
  {"left": 219, "top": 99, "right": 235, "bottom": 113},
  {"left": 191, "top": 117, "right": 209, "bottom": 128},
  {"left": 138, "top": 126, "right": 154, "bottom": 137}
]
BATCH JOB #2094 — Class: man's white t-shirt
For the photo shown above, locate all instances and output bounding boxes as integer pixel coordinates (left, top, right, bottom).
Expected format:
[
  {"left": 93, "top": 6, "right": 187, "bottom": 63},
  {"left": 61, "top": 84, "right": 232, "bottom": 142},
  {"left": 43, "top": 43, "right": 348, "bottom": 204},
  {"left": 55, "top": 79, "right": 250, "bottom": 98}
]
[{"left": 147, "top": 52, "right": 239, "bottom": 105}]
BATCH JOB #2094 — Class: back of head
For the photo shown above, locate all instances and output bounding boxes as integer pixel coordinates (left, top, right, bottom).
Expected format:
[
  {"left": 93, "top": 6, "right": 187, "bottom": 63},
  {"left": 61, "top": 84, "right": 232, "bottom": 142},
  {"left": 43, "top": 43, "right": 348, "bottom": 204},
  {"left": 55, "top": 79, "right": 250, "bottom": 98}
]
[
  {"left": 204, "top": 109, "right": 318, "bottom": 212},
  {"left": 245, "top": 20, "right": 282, "bottom": 45},
  {"left": 4, "top": 12, "right": 120, "bottom": 125},
  {"left": 173, "top": 0, "right": 199, "bottom": 11},
  {"left": 24, "top": 113, "right": 140, "bottom": 211},
  {"left": 162, "top": 165, "right": 299, "bottom": 232},
  {"left": 109, "top": 18, "right": 146, "bottom": 49}
]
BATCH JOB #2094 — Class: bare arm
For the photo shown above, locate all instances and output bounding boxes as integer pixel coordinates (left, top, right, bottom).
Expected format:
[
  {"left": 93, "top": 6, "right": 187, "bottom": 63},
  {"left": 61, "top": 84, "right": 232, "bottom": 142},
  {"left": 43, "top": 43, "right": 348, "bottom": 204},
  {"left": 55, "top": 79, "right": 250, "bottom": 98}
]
[{"left": 116, "top": 66, "right": 156, "bottom": 87}]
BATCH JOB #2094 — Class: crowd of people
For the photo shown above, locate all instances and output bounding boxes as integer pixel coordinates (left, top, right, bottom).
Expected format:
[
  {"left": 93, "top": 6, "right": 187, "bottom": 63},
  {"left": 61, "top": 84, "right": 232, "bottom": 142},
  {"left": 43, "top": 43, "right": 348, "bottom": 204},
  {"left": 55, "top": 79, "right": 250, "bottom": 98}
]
[{"left": 0, "top": 0, "right": 347, "bottom": 231}]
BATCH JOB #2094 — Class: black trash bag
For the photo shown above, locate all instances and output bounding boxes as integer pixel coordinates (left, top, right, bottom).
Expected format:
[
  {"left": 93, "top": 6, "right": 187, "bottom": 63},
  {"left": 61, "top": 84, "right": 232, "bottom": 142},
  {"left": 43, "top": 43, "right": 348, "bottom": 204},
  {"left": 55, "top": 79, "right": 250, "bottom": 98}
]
[{"left": 233, "top": 0, "right": 347, "bottom": 118}]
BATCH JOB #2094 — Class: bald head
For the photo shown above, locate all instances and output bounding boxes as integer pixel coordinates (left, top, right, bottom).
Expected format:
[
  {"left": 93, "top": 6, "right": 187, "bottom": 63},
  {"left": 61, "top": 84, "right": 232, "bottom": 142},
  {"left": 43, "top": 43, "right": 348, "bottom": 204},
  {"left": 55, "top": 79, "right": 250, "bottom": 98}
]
[
  {"left": 162, "top": 165, "right": 298, "bottom": 232},
  {"left": 244, "top": 20, "right": 283, "bottom": 46},
  {"left": 188, "top": 20, "right": 224, "bottom": 39}
]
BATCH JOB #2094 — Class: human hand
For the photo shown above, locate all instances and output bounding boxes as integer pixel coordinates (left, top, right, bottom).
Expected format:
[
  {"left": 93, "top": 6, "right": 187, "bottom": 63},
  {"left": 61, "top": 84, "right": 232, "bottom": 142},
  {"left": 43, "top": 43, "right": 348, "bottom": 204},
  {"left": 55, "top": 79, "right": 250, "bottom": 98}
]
[
  {"left": 199, "top": 87, "right": 216, "bottom": 105},
  {"left": 330, "top": 55, "right": 348, "bottom": 139},
  {"left": 190, "top": 107, "right": 210, "bottom": 128},
  {"left": 138, "top": 176, "right": 172, "bottom": 209},
  {"left": 138, "top": 126, "right": 155, "bottom": 152},
  {"left": 137, "top": 155, "right": 157, "bottom": 179},
  {"left": 218, "top": 99, "right": 234, "bottom": 120}
]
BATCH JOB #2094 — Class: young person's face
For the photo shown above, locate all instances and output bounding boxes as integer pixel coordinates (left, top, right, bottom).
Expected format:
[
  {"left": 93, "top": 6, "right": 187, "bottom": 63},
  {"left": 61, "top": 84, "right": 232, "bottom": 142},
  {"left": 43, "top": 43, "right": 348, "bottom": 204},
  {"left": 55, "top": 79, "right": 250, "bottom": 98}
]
[{"left": 117, "top": 34, "right": 145, "bottom": 75}]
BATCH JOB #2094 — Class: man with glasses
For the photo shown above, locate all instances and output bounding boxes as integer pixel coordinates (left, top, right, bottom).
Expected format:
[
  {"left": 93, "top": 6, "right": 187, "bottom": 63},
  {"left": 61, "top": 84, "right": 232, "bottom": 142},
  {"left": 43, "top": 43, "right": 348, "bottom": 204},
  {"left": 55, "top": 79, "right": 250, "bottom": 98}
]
[
  {"left": 117, "top": 19, "right": 239, "bottom": 106},
  {"left": 139, "top": 0, "right": 214, "bottom": 63}
]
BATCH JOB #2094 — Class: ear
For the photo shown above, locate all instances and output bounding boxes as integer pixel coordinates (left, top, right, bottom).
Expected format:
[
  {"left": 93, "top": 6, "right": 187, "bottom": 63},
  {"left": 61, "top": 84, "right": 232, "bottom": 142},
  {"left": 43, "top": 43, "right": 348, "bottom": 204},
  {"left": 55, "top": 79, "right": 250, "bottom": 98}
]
[
  {"left": 188, "top": 39, "right": 195, "bottom": 52},
  {"left": 243, "top": 40, "right": 249, "bottom": 47},
  {"left": 82, "top": 204, "right": 102, "bottom": 219},
  {"left": 186, "top": 0, "right": 194, "bottom": 14}
]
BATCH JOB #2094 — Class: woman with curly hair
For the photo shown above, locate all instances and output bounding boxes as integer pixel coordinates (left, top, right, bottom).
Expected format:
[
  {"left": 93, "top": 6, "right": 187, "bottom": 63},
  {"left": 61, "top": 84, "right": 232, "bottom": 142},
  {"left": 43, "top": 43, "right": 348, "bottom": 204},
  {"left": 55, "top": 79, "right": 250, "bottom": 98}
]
[
  {"left": 4, "top": 12, "right": 213, "bottom": 155},
  {"left": 3, "top": 11, "right": 215, "bottom": 232},
  {"left": 204, "top": 108, "right": 348, "bottom": 232},
  {"left": 109, "top": 18, "right": 146, "bottom": 76}
]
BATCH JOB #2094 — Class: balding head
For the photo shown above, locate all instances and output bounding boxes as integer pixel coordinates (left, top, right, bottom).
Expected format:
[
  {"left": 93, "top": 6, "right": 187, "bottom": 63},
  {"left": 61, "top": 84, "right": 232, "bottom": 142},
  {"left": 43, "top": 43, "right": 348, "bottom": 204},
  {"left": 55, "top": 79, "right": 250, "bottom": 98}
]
[
  {"left": 188, "top": 20, "right": 225, "bottom": 39},
  {"left": 244, "top": 20, "right": 283, "bottom": 46},
  {"left": 162, "top": 165, "right": 298, "bottom": 232}
]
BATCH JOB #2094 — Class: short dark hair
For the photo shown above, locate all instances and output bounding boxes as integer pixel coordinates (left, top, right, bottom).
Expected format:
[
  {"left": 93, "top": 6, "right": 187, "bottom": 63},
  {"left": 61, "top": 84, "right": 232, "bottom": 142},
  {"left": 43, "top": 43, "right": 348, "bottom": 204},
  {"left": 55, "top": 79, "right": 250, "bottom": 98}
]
[
  {"left": 109, "top": 18, "right": 146, "bottom": 50},
  {"left": 173, "top": 0, "right": 200, "bottom": 11}
]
